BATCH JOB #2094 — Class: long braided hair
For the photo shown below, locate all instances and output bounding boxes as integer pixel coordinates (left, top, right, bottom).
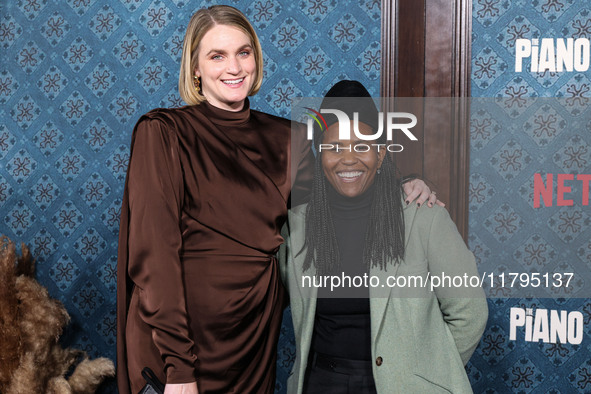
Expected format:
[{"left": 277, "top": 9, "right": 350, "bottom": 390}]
[{"left": 300, "top": 82, "right": 405, "bottom": 275}]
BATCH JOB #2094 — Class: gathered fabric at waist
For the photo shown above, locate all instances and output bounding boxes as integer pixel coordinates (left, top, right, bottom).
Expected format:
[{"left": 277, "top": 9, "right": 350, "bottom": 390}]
[
  {"left": 180, "top": 211, "right": 284, "bottom": 258},
  {"left": 179, "top": 252, "right": 284, "bottom": 393}
]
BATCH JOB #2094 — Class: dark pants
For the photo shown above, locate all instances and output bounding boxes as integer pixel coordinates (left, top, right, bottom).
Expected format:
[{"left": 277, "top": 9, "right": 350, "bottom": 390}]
[{"left": 303, "top": 353, "right": 378, "bottom": 394}]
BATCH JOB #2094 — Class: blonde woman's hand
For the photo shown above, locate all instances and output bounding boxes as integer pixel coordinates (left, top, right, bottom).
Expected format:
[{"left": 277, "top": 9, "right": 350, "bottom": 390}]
[
  {"left": 402, "top": 178, "right": 445, "bottom": 208},
  {"left": 164, "top": 382, "right": 199, "bottom": 394}
]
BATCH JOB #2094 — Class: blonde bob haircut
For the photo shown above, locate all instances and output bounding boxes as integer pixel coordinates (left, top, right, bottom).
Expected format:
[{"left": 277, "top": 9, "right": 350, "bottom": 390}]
[{"left": 179, "top": 5, "right": 264, "bottom": 106}]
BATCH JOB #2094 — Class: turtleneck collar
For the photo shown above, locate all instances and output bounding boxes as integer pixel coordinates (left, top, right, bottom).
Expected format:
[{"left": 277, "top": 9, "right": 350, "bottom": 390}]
[
  {"left": 326, "top": 178, "right": 375, "bottom": 219},
  {"left": 199, "top": 98, "right": 251, "bottom": 126}
]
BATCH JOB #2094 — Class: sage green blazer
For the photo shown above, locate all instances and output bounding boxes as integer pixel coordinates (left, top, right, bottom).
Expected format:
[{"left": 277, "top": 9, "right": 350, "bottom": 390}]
[{"left": 279, "top": 202, "right": 488, "bottom": 394}]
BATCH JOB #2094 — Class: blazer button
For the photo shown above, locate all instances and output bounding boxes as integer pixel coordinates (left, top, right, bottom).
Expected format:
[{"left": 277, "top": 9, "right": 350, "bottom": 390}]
[{"left": 376, "top": 356, "right": 383, "bottom": 366}]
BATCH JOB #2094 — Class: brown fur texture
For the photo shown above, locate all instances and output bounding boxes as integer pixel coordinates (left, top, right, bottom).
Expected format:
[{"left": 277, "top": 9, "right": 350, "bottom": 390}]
[
  {"left": 0, "top": 237, "right": 22, "bottom": 388},
  {"left": 0, "top": 236, "right": 115, "bottom": 394}
]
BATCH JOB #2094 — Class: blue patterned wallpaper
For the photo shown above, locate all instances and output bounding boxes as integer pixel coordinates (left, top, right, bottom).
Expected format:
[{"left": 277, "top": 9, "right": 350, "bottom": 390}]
[
  {"left": 0, "top": 1, "right": 380, "bottom": 393},
  {"left": 470, "top": 0, "right": 591, "bottom": 392},
  {"left": 5, "top": 0, "right": 589, "bottom": 392}
]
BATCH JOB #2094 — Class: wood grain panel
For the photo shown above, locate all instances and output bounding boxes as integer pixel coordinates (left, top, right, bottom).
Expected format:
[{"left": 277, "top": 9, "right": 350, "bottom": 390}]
[{"left": 381, "top": 0, "right": 472, "bottom": 239}]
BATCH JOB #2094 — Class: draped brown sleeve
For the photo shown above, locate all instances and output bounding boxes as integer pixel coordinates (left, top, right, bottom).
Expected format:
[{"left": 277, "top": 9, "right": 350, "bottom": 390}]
[
  {"left": 290, "top": 122, "right": 314, "bottom": 207},
  {"left": 117, "top": 115, "right": 197, "bottom": 393}
]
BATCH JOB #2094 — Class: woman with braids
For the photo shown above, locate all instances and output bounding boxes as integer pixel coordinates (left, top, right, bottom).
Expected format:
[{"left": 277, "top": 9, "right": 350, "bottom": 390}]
[
  {"left": 280, "top": 80, "right": 488, "bottom": 394},
  {"left": 117, "top": 6, "right": 439, "bottom": 394}
]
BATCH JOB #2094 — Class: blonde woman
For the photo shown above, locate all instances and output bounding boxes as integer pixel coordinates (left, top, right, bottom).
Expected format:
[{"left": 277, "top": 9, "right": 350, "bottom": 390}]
[{"left": 117, "top": 6, "right": 438, "bottom": 394}]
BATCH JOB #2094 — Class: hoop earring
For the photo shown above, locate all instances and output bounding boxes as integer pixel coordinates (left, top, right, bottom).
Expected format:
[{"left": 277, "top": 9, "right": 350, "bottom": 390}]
[{"left": 193, "top": 75, "right": 200, "bottom": 92}]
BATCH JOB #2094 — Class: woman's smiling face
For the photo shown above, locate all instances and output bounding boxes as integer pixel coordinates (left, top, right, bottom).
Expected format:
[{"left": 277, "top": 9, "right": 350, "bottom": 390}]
[
  {"left": 321, "top": 121, "right": 386, "bottom": 198},
  {"left": 195, "top": 24, "right": 256, "bottom": 111}
]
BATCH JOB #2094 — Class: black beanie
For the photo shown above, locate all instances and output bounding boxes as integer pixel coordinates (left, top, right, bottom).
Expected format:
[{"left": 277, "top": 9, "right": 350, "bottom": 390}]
[{"left": 315, "top": 80, "right": 381, "bottom": 147}]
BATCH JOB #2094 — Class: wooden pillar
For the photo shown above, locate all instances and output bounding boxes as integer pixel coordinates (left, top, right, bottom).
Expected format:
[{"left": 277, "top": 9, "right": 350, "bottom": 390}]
[{"left": 381, "top": 0, "right": 472, "bottom": 239}]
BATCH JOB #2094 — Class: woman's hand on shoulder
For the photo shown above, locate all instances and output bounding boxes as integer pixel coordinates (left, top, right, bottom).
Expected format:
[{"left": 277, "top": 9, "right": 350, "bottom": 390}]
[
  {"left": 402, "top": 178, "right": 445, "bottom": 208},
  {"left": 164, "top": 382, "right": 199, "bottom": 394}
]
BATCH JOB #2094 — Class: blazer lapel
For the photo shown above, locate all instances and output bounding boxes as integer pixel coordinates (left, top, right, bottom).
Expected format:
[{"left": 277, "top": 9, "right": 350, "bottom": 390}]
[
  {"left": 289, "top": 208, "right": 318, "bottom": 301},
  {"left": 369, "top": 263, "right": 397, "bottom": 347},
  {"left": 369, "top": 202, "right": 416, "bottom": 346},
  {"left": 287, "top": 208, "right": 318, "bottom": 391}
]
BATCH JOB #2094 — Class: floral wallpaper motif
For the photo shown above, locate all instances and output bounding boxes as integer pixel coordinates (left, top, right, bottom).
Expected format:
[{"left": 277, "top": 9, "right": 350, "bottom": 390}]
[
  {"left": 470, "top": 0, "right": 591, "bottom": 392},
  {"left": 4, "top": 0, "right": 589, "bottom": 392}
]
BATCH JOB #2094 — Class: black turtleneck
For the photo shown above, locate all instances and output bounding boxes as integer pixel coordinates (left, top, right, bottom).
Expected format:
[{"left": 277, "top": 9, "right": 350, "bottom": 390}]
[{"left": 311, "top": 182, "right": 374, "bottom": 361}]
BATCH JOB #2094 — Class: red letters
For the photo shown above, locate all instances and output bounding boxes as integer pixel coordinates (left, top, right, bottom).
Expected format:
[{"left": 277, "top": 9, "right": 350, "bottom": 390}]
[
  {"left": 557, "top": 174, "right": 574, "bottom": 207},
  {"left": 533, "top": 173, "right": 590, "bottom": 208},
  {"left": 579, "top": 174, "right": 591, "bottom": 206},
  {"left": 534, "top": 173, "right": 552, "bottom": 208}
]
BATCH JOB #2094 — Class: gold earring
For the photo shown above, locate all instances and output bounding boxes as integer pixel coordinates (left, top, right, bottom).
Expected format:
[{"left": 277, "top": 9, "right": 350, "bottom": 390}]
[{"left": 193, "top": 75, "right": 200, "bottom": 92}]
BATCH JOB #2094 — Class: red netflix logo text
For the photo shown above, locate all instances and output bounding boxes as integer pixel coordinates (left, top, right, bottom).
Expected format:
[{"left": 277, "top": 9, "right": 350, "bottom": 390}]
[{"left": 533, "top": 173, "right": 591, "bottom": 208}]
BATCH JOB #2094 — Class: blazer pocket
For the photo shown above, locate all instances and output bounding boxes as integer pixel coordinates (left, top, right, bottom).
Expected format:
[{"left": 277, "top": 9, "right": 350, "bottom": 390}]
[
  {"left": 411, "top": 327, "right": 469, "bottom": 394},
  {"left": 413, "top": 373, "right": 453, "bottom": 393}
]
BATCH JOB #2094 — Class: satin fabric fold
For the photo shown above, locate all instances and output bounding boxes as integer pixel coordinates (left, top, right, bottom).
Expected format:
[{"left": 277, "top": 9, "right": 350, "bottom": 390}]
[{"left": 117, "top": 99, "right": 313, "bottom": 394}]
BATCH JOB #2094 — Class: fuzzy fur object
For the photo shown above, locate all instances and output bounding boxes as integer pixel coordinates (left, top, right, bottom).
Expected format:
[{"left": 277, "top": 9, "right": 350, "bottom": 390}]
[{"left": 0, "top": 236, "right": 115, "bottom": 394}]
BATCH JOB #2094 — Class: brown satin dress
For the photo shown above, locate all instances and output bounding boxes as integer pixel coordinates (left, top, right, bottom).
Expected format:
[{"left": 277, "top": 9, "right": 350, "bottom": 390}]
[{"left": 116, "top": 99, "right": 312, "bottom": 394}]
